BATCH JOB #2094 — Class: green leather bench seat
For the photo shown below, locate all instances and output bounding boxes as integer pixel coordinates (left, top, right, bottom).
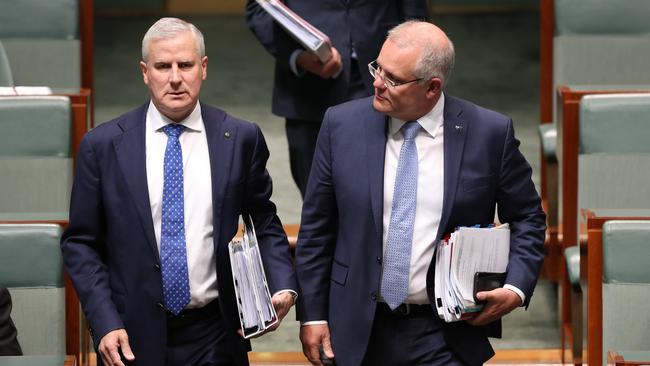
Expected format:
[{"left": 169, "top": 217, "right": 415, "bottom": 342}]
[
  {"left": 0, "top": 0, "right": 80, "bottom": 88},
  {"left": 0, "top": 97, "right": 72, "bottom": 214},
  {"left": 602, "top": 220, "right": 650, "bottom": 365},
  {"left": 0, "top": 224, "right": 65, "bottom": 355}
]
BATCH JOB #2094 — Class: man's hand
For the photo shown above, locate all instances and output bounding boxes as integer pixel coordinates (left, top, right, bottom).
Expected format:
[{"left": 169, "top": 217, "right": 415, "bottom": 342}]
[
  {"left": 300, "top": 324, "right": 334, "bottom": 366},
  {"left": 297, "top": 47, "right": 342, "bottom": 79},
  {"left": 466, "top": 288, "right": 521, "bottom": 326},
  {"left": 98, "top": 328, "right": 134, "bottom": 366},
  {"left": 240, "top": 291, "right": 295, "bottom": 338}
]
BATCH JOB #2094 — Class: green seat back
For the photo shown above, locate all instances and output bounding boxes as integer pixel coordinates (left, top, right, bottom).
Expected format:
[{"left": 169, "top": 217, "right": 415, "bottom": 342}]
[
  {"left": 0, "top": 0, "right": 80, "bottom": 88},
  {"left": 0, "top": 224, "right": 65, "bottom": 355},
  {"left": 0, "top": 96, "right": 72, "bottom": 213},
  {"left": 601, "top": 220, "right": 650, "bottom": 365},
  {"left": 577, "top": 95, "right": 650, "bottom": 232}
]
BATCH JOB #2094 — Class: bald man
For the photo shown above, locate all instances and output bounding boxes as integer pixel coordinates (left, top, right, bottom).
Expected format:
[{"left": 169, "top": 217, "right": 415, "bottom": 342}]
[{"left": 295, "top": 21, "right": 545, "bottom": 366}]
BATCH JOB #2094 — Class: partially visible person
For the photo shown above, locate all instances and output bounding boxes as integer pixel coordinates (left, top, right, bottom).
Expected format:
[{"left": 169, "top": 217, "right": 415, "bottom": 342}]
[
  {"left": 295, "top": 21, "right": 546, "bottom": 366},
  {"left": 0, "top": 285, "right": 22, "bottom": 356},
  {"left": 61, "top": 17, "right": 297, "bottom": 366},
  {"left": 246, "top": 0, "right": 429, "bottom": 197}
]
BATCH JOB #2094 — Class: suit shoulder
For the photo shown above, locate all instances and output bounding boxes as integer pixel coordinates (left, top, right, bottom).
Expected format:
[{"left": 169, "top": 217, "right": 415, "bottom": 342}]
[
  {"left": 84, "top": 104, "right": 148, "bottom": 142},
  {"left": 447, "top": 95, "right": 510, "bottom": 125},
  {"left": 202, "top": 103, "right": 261, "bottom": 137},
  {"left": 324, "top": 96, "right": 377, "bottom": 125}
]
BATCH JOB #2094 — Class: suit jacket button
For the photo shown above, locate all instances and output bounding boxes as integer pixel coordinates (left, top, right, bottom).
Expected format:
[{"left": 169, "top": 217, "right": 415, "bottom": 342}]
[
  {"left": 154, "top": 264, "right": 160, "bottom": 271},
  {"left": 376, "top": 257, "right": 382, "bottom": 264},
  {"left": 370, "top": 293, "right": 377, "bottom": 301}
]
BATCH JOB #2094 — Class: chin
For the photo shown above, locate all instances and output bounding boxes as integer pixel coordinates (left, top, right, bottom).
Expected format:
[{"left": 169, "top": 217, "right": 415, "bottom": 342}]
[{"left": 372, "top": 97, "right": 390, "bottom": 113}]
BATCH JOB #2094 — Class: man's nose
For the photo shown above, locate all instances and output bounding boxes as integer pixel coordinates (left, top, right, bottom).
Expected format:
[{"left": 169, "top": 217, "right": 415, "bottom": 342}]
[
  {"left": 373, "top": 75, "right": 386, "bottom": 90},
  {"left": 170, "top": 65, "right": 181, "bottom": 84}
]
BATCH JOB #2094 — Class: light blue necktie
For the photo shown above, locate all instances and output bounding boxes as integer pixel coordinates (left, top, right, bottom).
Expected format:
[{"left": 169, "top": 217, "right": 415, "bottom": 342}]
[
  {"left": 381, "top": 121, "right": 420, "bottom": 310},
  {"left": 161, "top": 124, "right": 191, "bottom": 315}
]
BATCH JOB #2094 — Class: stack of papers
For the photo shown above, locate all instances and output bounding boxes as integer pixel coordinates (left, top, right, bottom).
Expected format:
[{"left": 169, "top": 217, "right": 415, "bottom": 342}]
[
  {"left": 228, "top": 215, "right": 278, "bottom": 338},
  {"left": 434, "top": 224, "right": 510, "bottom": 322},
  {"left": 256, "top": 0, "right": 332, "bottom": 62}
]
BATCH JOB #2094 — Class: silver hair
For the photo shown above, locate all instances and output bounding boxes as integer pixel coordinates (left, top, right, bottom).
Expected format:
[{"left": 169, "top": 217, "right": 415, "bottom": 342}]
[
  {"left": 141, "top": 17, "right": 205, "bottom": 61},
  {"left": 387, "top": 20, "right": 455, "bottom": 87}
]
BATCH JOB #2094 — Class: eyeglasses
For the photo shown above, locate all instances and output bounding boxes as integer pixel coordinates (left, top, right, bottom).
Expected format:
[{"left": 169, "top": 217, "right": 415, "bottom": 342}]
[{"left": 368, "top": 60, "right": 422, "bottom": 88}]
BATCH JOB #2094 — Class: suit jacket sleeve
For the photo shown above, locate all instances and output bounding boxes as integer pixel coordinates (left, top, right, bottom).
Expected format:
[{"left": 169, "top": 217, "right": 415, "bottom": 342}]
[
  {"left": 244, "top": 124, "right": 297, "bottom": 294},
  {"left": 60, "top": 133, "right": 124, "bottom": 343},
  {"left": 245, "top": 0, "right": 277, "bottom": 57},
  {"left": 0, "top": 287, "right": 22, "bottom": 356},
  {"left": 496, "top": 119, "right": 546, "bottom": 306},
  {"left": 294, "top": 110, "right": 339, "bottom": 321}
]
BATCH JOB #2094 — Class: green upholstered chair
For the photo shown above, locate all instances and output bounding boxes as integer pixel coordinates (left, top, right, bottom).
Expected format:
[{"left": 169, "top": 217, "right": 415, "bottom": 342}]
[
  {"left": 0, "top": 224, "right": 65, "bottom": 355},
  {"left": 601, "top": 220, "right": 650, "bottom": 366},
  {"left": 0, "top": 40, "right": 13, "bottom": 87},
  {"left": 565, "top": 93, "right": 650, "bottom": 364},
  {"left": 538, "top": 0, "right": 650, "bottom": 269},
  {"left": 0, "top": 0, "right": 80, "bottom": 88},
  {"left": 0, "top": 96, "right": 72, "bottom": 217}
]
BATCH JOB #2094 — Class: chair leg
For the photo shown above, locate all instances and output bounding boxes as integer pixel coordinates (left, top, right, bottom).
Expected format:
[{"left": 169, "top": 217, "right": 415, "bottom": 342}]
[{"left": 570, "top": 284, "right": 583, "bottom": 365}]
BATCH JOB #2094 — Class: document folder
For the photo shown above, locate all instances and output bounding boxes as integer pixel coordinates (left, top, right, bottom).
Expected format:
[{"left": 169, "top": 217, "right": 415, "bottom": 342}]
[
  {"left": 255, "top": 0, "right": 332, "bottom": 62},
  {"left": 228, "top": 215, "right": 278, "bottom": 338},
  {"left": 434, "top": 224, "right": 510, "bottom": 322}
]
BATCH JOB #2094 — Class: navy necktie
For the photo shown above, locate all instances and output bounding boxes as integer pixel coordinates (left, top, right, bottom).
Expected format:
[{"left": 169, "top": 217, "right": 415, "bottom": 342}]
[
  {"left": 161, "top": 124, "right": 191, "bottom": 315},
  {"left": 381, "top": 121, "right": 420, "bottom": 310}
]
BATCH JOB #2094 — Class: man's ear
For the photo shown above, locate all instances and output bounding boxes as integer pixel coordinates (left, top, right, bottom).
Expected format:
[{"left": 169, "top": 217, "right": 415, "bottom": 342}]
[
  {"left": 201, "top": 56, "right": 208, "bottom": 80},
  {"left": 140, "top": 61, "right": 149, "bottom": 85},
  {"left": 426, "top": 78, "right": 442, "bottom": 99}
]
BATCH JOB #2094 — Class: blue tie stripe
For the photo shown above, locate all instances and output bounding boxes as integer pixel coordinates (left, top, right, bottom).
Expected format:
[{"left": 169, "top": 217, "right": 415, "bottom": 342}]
[
  {"left": 161, "top": 124, "right": 191, "bottom": 315},
  {"left": 381, "top": 121, "right": 420, "bottom": 310}
]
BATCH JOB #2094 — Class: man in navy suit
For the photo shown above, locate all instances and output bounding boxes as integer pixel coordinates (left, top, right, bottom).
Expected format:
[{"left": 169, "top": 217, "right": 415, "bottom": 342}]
[
  {"left": 296, "top": 21, "right": 546, "bottom": 365},
  {"left": 61, "top": 18, "right": 297, "bottom": 366},
  {"left": 246, "top": 0, "right": 429, "bottom": 197}
]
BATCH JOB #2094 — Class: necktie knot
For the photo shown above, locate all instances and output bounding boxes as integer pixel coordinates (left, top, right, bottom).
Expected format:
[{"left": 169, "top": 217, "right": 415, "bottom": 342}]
[
  {"left": 163, "top": 123, "right": 185, "bottom": 139},
  {"left": 401, "top": 121, "right": 420, "bottom": 140}
]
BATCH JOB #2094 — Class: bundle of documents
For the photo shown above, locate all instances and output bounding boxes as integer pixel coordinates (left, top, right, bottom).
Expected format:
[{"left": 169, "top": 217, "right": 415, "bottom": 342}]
[
  {"left": 228, "top": 215, "right": 278, "bottom": 338},
  {"left": 256, "top": 0, "right": 332, "bottom": 62},
  {"left": 434, "top": 224, "right": 510, "bottom": 322}
]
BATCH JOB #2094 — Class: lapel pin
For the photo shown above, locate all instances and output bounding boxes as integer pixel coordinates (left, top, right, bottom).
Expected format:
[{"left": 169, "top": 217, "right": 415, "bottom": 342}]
[
  {"left": 224, "top": 131, "right": 231, "bottom": 139},
  {"left": 454, "top": 125, "right": 463, "bottom": 131}
]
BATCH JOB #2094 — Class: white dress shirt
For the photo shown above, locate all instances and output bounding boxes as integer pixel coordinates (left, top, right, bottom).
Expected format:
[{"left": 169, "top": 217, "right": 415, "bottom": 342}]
[
  {"left": 381, "top": 93, "right": 525, "bottom": 305},
  {"left": 145, "top": 101, "right": 218, "bottom": 308}
]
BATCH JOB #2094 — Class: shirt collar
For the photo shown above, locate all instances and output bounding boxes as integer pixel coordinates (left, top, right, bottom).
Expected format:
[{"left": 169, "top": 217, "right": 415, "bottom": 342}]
[
  {"left": 390, "top": 92, "right": 445, "bottom": 139},
  {"left": 147, "top": 101, "right": 203, "bottom": 133}
]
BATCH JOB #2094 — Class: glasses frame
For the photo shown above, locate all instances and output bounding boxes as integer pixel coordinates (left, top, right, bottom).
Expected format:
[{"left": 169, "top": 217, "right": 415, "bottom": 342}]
[{"left": 368, "top": 60, "right": 423, "bottom": 88}]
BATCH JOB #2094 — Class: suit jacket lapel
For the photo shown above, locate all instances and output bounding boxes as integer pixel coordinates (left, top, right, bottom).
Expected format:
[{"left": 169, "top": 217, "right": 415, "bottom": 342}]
[
  {"left": 201, "top": 103, "right": 234, "bottom": 246},
  {"left": 437, "top": 97, "right": 467, "bottom": 240},
  {"left": 113, "top": 104, "right": 159, "bottom": 260},
  {"left": 365, "top": 109, "right": 389, "bottom": 242}
]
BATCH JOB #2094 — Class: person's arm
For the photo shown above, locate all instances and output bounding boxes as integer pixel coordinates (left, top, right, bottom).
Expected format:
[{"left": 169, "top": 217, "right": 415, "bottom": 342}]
[
  {"left": 295, "top": 109, "right": 340, "bottom": 363},
  {"left": 60, "top": 133, "right": 126, "bottom": 345},
  {"left": 243, "top": 124, "right": 298, "bottom": 328},
  {"left": 468, "top": 118, "right": 546, "bottom": 326},
  {"left": 0, "top": 287, "right": 22, "bottom": 356},
  {"left": 245, "top": 0, "right": 277, "bottom": 57}
]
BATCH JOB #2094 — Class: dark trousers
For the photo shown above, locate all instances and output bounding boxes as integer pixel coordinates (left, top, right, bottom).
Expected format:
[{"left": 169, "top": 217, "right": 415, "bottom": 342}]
[
  {"left": 361, "top": 303, "right": 466, "bottom": 366},
  {"left": 285, "top": 58, "right": 369, "bottom": 197},
  {"left": 165, "top": 301, "right": 248, "bottom": 366}
]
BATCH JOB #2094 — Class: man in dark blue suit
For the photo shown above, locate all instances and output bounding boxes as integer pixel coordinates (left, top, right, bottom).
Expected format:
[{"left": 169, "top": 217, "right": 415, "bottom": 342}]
[
  {"left": 61, "top": 18, "right": 297, "bottom": 366},
  {"left": 246, "top": 0, "right": 429, "bottom": 197},
  {"left": 296, "top": 21, "right": 546, "bottom": 365}
]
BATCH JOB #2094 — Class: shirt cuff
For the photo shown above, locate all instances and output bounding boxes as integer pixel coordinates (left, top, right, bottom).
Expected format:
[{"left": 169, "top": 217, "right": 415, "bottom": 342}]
[
  {"left": 503, "top": 284, "right": 525, "bottom": 305},
  {"left": 301, "top": 320, "right": 328, "bottom": 326},
  {"left": 289, "top": 49, "right": 305, "bottom": 77}
]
